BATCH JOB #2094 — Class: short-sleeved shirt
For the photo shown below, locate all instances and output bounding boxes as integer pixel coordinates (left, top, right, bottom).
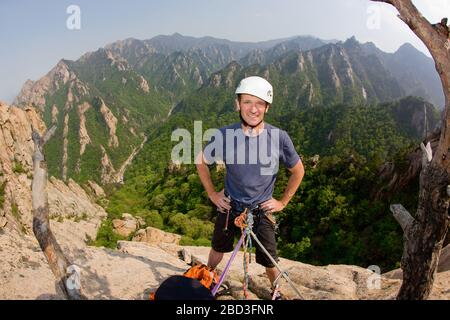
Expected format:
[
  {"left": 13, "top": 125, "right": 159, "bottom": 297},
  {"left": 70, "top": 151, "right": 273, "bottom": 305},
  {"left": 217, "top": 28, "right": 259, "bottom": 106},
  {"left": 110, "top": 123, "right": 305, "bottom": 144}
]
[{"left": 203, "top": 122, "right": 301, "bottom": 205}]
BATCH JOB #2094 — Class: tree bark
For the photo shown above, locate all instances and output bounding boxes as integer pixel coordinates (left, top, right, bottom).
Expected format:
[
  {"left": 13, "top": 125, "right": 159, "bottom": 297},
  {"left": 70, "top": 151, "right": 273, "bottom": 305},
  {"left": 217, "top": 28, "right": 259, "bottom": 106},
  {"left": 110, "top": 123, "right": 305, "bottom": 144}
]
[
  {"left": 374, "top": 0, "right": 450, "bottom": 299},
  {"left": 32, "top": 127, "right": 86, "bottom": 300}
]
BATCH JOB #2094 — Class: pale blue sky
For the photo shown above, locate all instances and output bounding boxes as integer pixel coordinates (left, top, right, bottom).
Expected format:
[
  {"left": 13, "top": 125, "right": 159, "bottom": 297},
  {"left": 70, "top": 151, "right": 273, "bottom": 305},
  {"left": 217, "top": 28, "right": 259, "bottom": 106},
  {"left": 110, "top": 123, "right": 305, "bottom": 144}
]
[{"left": 0, "top": 0, "right": 448, "bottom": 103}]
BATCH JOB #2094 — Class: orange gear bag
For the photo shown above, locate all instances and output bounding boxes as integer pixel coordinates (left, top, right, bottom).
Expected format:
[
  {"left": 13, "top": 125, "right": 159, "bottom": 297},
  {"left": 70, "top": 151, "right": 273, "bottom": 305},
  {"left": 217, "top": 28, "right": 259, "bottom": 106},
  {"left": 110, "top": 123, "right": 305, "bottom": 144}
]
[{"left": 183, "top": 264, "right": 219, "bottom": 290}]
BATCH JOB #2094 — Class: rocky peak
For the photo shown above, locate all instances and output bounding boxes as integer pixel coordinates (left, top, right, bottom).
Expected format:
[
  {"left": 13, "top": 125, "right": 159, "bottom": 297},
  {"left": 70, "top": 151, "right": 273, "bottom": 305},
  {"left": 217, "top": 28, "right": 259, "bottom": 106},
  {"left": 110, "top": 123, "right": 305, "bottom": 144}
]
[
  {"left": 79, "top": 48, "right": 131, "bottom": 72},
  {"left": 51, "top": 60, "right": 73, "bottom": 84},
  {"left": 395, "top": 43, "right": 421, "bottom": 56},
  {"left": 13, "top": 60, "right": 77, "bottom": 110},
  {"left": 104, "top": 49, "right": 130, "bottom": 71},
  {"left": 105, "top": 38, "right": 155, "bottom": 67},
  {"left": 343, "top": 36, "right": 361, "bottom": 49},
  {"left": 207, "top": 61, "right": 242, "bottom": 88}
]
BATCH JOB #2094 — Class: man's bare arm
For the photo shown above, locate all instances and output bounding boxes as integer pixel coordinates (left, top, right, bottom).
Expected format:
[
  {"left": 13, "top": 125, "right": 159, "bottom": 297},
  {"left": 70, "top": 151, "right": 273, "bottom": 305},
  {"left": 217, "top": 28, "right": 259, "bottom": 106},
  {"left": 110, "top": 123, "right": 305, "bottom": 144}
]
[
  {"left": 280, "top": 159, "right": 305, "bottom": 207},
  {"left": 260, "top": 159, "right": 304, "bottom": 214},
  {"left": 195, "top": 151, "right": 231, "bottom": 212}
]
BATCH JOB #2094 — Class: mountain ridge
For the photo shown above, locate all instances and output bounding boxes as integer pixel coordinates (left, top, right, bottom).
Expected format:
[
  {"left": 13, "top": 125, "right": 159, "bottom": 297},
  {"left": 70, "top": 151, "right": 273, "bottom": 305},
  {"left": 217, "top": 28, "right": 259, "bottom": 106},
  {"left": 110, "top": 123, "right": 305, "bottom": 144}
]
[{"left": 12, "top": 33, "right": 443, "bottom": 185}]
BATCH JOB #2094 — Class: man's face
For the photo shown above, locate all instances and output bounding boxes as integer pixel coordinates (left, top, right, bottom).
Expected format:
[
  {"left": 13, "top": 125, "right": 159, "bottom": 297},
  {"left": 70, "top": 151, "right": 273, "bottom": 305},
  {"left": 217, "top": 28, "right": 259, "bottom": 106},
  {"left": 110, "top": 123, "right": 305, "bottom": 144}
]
[{"left": 237, "top": 94, "right": 269, "bottom": 127}]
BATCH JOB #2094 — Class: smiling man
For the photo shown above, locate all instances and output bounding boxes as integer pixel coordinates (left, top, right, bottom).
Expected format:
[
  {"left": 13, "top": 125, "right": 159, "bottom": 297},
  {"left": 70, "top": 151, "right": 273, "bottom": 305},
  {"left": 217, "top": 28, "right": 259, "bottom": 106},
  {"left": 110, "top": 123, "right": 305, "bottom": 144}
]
[{"left": 196, "top": 76, "right": 305, "bottom": 299}]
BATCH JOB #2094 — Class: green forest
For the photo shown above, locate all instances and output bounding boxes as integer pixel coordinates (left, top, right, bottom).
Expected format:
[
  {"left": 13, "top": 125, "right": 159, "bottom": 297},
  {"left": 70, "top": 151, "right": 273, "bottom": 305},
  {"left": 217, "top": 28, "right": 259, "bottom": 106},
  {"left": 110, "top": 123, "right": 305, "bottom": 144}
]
[{"left": 94, "top": 94, "right": 439, "bottom": 271}]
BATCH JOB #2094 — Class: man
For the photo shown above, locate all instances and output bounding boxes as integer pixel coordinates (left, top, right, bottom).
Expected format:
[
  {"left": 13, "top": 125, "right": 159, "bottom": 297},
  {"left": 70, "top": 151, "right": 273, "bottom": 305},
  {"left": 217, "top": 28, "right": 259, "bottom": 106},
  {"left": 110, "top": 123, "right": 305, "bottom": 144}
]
[{"left": 196, "top": 76, "right": 304, "bottom": 299}]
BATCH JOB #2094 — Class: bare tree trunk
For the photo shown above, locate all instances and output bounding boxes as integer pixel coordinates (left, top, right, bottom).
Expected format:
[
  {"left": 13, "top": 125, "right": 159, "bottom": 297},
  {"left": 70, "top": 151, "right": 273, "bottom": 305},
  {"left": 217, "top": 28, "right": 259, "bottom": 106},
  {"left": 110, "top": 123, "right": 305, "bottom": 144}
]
[
  {"left": 372, "top": 0, "right": 450, "bottom": 299},
  {"left": 32, "top": 127, "right": 86, "bottom": 300}
]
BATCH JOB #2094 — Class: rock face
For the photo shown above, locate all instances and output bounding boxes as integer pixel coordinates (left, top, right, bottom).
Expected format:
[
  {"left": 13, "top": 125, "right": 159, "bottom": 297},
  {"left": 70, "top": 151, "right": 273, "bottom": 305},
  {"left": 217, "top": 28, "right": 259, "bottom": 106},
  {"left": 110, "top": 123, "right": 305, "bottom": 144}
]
[
  {"left": 0, "top": 102, "right": 107, "bottom": 233},
  {"left": 13, "top": 51, "right": 153, "bottom": 185},
  {"left": 86, "top": 180, "right": 106, "bottom": 199},
  {"left": 100, "top": 145, "right": 117, "bottom": 184},
  {"left": 99, "top": 98, "right": 119, "bottom": 148},
  {"left": 175, "top": 245, "right": 450, "bottom": 300},
  {"left": 2, "top": 228, "right": 449, "bottom": 300},
  {"left": 13, "top": 61, "right": 76, "bottom": 110},
  {"left": 0, "top": 102, "right": 46, "bottom": 232},
  {"left": 138, "top": 75, "right": 150, "bottom": 93},
  {"left": 132, "top": 227, "right": 181, "bottom": 246},
  {"left": 47, "top": 177, "right": 107, "bottom": 221},
  {"left": 375, "top": 129, "right": 440, "bottom": 200},
  {"left": 112, "top": 213, "right": 142, "bottom": 237},
  {"left": 0, "top": 229, "right": 188, "bottom": 300},
  {"left": 77, "top": 102, "right": 92, "bottom": 156}
]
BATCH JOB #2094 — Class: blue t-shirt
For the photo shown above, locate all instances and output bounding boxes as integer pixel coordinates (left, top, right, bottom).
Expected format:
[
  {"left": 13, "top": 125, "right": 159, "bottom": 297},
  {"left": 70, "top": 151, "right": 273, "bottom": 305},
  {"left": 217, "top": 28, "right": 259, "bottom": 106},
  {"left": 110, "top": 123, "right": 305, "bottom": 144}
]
[{"left": 203, "top": 122, "right": 301, "bottom": 205}]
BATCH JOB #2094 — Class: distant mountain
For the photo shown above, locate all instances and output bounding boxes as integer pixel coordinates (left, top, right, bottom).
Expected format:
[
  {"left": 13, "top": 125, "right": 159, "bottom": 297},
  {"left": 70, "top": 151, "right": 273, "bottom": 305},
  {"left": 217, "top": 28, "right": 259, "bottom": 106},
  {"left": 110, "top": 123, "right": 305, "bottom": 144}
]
[
  {"left": 174, "top": 38, "right": 408, "bottom": 117},
  {"left": 13, "top": 33, "right": 443, "bottom": 184},
  {"left": 359, "top": 39, "right": 444, "bottom": 109},
  {"left": 240, "top": 35, "right": 331, "bottom": 66},
  {"left": 105, "top": 34, "right": 331, "bottom": 99},
  {"left": 14, "top": 53, "right": 167, "bottom": 184}
]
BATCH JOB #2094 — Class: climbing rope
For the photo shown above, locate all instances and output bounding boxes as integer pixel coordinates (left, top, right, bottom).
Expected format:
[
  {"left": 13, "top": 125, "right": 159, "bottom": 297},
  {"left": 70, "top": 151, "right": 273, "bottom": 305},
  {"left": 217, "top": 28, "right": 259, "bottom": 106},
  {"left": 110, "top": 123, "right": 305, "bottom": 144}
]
[
  {"left": 233, "top": 208, "right": 257, "bottom": 299},
  {"left": 226, "top": 205, "right": 304, "bottom": 300},
  {"left": 234, "top": 208, "right": 251, "bottom": 299}
]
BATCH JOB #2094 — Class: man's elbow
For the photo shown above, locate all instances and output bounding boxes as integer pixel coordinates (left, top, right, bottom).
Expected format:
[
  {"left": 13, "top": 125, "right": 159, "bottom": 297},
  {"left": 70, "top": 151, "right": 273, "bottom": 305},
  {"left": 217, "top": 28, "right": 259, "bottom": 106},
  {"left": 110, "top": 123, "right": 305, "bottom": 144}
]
[
  {"left": 291, "top": 160, "right": 305, "bottom": 178},
  {"left": 196, "top": 161, "right": 206, "bottom": 172},
  {"left": 195, "top": 152, "right": 205, "bottom": 167},
  {"left": 298, "top": 163, "right": 305, "bottom": 179}
]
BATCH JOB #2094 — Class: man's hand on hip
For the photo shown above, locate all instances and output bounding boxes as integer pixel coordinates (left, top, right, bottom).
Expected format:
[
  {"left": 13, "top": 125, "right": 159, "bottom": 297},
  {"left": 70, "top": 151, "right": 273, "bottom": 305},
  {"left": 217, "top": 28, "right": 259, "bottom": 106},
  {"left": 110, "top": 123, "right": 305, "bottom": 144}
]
[
  {"left": 260, "top": 198, "right": 285, "bottom": 214},
  {"left": 209, "top": 189, "right": 231, "bottom": 213}
]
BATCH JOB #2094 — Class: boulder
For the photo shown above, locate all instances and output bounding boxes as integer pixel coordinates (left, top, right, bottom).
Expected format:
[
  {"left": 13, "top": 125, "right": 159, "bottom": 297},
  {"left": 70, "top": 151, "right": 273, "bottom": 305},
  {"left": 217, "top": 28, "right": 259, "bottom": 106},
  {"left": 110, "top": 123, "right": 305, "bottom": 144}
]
[
  {"left": 112, "top": 213, "right": 139, "bottom": 237},
  {"left": 132, "top": 227, "right": 181, "bottom": 246},
  {"left": 86, "top": 180, "right": 106, "bottom": 199}
]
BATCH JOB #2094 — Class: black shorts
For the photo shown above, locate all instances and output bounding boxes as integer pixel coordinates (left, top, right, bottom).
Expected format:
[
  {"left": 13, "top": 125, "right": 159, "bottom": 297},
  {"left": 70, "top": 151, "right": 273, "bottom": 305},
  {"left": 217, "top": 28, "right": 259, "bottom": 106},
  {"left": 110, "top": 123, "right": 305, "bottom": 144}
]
[{"left": 211, "top": 208, "right": 279, "bottom": 268}]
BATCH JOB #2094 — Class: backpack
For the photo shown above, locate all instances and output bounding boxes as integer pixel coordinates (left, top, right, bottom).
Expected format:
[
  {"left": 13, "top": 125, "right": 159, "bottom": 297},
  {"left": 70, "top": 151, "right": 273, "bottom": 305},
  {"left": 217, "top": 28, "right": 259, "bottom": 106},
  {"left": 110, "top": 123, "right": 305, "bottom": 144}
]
[
  {"left": 183, "top": 264, "right": 219, "bottom": 290},
  {"left": 150, "top": 264, "right": 219, "bottom": 300}
]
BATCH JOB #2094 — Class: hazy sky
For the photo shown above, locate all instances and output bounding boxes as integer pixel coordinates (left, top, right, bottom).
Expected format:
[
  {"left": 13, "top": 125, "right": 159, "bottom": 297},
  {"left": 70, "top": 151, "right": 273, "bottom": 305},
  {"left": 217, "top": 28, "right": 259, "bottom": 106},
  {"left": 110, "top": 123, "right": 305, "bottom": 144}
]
[{"left": 0, "top": 0, "right": 448, "bottom": 103}]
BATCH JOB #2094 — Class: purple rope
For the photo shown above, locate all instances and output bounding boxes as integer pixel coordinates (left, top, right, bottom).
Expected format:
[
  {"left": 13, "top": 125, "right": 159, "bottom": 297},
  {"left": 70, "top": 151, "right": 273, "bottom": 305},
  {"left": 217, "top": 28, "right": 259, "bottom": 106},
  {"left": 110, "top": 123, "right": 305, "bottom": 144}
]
[{"left": 212, "top": 234, "right": 244, "bottom": 296}]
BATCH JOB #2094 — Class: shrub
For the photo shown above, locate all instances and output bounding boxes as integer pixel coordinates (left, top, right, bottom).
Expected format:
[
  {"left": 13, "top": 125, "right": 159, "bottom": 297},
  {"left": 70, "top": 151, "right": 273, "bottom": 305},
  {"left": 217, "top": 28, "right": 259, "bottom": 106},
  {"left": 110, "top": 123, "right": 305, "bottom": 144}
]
[
  {"left": 93, "top": 219, "right": 127, "bottom": 249},
  {"left": 168, "top": 213, "right": 214, "bottom": 240},
  {"left": 12, "top": 162, "right": 26, "bottom": 174},
  {"left": 144, "top": 210, "right": 164, "bottom": 229},
  {"left": 152, "top": 194, "right": 167, "bottom": 209}
]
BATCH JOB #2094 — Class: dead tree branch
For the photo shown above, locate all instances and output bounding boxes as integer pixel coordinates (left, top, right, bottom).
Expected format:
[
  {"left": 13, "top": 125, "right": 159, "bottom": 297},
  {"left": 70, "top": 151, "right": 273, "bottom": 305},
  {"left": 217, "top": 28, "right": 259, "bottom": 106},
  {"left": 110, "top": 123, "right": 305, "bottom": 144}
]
[{"left": 31, "top": 126, "right": 86, "bottom": 300}]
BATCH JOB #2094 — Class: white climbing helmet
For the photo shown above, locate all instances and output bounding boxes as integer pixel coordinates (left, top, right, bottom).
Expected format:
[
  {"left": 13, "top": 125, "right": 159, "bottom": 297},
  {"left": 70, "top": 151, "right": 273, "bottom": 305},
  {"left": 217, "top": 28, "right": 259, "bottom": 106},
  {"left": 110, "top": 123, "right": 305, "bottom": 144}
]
[{"left": 235, "top": 76, "right": 273, "bottom": 104}]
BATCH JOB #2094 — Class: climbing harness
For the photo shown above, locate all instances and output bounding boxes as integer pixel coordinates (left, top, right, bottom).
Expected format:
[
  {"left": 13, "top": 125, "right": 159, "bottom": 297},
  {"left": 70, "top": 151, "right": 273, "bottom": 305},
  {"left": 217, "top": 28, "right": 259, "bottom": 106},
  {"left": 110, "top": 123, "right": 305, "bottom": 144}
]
[{"left": 212, "top": 205, "right": 304, "bottom": 300}]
